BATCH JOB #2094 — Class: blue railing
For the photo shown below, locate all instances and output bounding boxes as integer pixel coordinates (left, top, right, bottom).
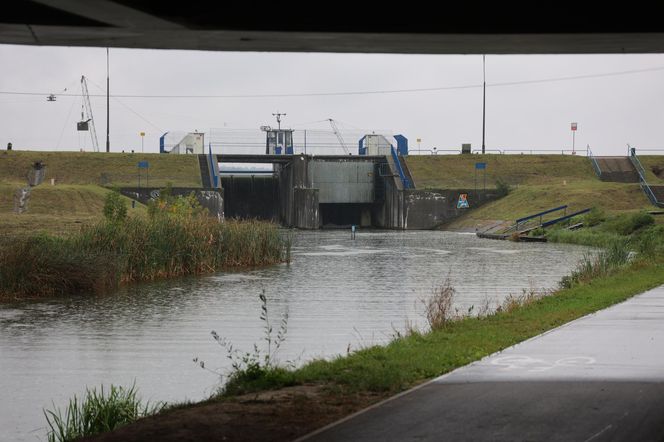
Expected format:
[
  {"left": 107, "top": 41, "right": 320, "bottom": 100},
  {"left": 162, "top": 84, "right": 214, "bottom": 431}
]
[
  {"left": 515, "top": 205, "right": 568, "bottom": 225},
  {"left": 391, "top": 146, "right": 412, "bottom": 189},
  {"left": 540, "top": 208, "right": 591, "bottom": 227},
  {"left": 208, "top": 145, "right": 219, "bottom": 188}
]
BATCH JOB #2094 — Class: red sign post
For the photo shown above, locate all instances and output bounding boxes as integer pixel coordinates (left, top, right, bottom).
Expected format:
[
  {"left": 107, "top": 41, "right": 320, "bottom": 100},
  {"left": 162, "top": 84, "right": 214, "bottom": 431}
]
[{"left": 571, "top": 122, "right": 578, "bottom": 154}]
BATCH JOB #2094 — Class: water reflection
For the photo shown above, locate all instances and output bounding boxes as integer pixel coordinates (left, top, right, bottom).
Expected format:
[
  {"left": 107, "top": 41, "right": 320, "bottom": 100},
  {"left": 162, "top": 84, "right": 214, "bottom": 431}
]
[{"left": 0, "top": 230, "right": 592, "bottom": 441}]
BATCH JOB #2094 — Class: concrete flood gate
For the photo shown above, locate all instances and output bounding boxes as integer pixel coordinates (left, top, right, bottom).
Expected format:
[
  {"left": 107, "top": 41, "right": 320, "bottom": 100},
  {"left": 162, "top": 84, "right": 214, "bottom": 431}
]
[
  {"left": 217, "top": 154, "right": 502, "bottom": 230},
  {"left": 216, "top": 154, "right": 385, "bottom": 229}
]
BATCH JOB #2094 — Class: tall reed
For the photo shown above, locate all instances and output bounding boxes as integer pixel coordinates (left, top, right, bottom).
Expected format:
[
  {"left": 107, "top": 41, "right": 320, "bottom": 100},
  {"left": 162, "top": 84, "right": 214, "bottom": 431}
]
[
  {"left": 0, "top": 217, "right": 290, "bottom": 298},
  {"left": 44, "top": 384, "right": 164, "bottom": 442}
]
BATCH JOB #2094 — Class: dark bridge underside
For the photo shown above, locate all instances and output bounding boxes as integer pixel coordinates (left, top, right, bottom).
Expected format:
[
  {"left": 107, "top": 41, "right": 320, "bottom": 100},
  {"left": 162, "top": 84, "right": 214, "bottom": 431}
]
[{"left": 4, "top": 1, "right": 664, "bottom": 54}]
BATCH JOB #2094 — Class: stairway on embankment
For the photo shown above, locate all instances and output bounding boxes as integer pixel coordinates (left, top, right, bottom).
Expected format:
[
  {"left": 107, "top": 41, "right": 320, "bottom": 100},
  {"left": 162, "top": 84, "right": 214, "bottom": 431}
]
[
  {"left": 198, "top": 155, "right": 212, "bottom": 189},
  {"left": 594, "top": 157, "right": 640, "bottom": 183}
]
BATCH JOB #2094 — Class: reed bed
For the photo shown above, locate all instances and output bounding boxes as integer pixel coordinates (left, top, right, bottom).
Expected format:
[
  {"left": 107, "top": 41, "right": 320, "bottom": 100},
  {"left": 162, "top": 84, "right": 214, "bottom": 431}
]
[{"left": 0, "top": 217, "right": 290, "bottom": 299}]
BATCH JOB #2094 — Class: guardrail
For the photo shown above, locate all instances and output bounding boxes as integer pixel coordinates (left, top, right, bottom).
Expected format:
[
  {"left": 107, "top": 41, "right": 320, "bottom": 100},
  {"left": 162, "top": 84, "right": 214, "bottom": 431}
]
[
  {"left": 409, "top": 148, "right": 579, "bottom": 156},
  {"left": 628, "top": 153, "right": 662, "bottom": 207},
  {"left": 391, "top": 146, "right": 412, "bottom": 189},
  {"left": 540, "top": 208, "right": 592, "bottom": 228},
  {"left": 587, "top": 146, "right": 602, "bottom": 179},
  {"left": 515, "top": 205, "right": 568, "bottom": 225}
]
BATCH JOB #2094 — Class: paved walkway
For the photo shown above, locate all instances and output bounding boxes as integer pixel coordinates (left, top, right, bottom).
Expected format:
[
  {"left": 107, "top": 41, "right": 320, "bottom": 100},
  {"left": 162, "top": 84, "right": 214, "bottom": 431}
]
[{"left": 300, "top": 285, "right": 664, "bottom": 441}]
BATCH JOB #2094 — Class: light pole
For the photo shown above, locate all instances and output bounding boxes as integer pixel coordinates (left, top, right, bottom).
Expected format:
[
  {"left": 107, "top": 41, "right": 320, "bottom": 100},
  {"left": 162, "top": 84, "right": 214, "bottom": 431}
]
[
  {"left": 482, "top": 54, "right": 486, "bottom": 154},
  {"left": 140, "top": 131, "right": 145, "bottom": 153},
  {"left": 106, "top": 48, "right": 110, "bottom": 153},
  {"left": 571, "top": 122, "right": 577, "bottom": 154}
]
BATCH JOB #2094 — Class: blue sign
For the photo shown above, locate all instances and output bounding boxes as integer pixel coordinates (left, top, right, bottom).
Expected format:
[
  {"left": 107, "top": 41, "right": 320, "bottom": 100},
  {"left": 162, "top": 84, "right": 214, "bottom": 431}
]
[
  {"left": 475, "top": 162, "right": 486, "bottom": 170},
  {"left": 138, "top": 161, "right": 149, "bottom": 169},
  {"left": 457, "top": 193, "right": 469, "bottom": 209}
]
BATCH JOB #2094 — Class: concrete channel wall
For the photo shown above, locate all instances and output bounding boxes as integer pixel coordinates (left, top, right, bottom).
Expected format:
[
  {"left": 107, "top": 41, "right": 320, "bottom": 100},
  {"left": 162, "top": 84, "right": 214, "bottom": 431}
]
[
  {"left": 119, "top": 187, "right": 224, "bottom": 219},
  {"left": 403, "top": 189, "right": 500, "bottom": 229}
]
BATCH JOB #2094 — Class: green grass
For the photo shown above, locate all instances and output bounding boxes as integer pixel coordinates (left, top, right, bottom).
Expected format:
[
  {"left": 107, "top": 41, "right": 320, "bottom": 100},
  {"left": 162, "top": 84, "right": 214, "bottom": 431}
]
[
  {"left": 404, "top": 154, "right": 656, "bottom": 230},
  {"left": 0, "top": 150, "right": 201, "bottom": 187},
  {"left": 0, "top": 183, "right": 146, "bottom": 237},
  {"left": 405, "top": 154, "right": 596, "bottom": 189},
  {"left": 44, "top": 384, "right": 164, "bottom": 442},
  {"left": 636, "top": 155, "right": 664, "bottom": 183},
  {"left": 0, "top": 150, "right": 200, "bottom": 236}
]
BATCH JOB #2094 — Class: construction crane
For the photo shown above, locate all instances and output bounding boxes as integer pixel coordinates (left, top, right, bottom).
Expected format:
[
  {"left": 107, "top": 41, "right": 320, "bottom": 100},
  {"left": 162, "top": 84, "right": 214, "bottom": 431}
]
[
  {"left": 327, "top": 118, "right": 350, "bottom": 155},
  {"left": 79, "top": 76, "right": 99, "bottom": 152}
]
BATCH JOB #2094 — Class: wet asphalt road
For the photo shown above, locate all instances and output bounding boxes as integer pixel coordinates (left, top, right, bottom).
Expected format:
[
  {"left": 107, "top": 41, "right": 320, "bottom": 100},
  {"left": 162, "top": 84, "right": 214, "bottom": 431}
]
[{"left": 300, "top": 286, "right": 664, "bottom": 441}]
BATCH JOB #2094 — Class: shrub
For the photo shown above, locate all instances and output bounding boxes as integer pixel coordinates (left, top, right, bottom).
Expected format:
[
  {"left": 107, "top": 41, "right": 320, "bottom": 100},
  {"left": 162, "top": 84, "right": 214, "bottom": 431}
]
[
  {"left": 495, "top": 179, "right": 512, "bottom": 197},
  {"left": 583, "top": 207, "right": 606, "bottom": 227},
  {"left": 102, "top": 191, "right": 128, "bottom": 223},
  {"left": 602, "top": 211, "right": 654, "bottom": 236}
]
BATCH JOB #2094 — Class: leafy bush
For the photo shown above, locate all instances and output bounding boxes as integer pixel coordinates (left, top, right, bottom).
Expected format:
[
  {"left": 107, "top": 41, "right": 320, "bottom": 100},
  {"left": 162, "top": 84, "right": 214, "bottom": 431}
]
[
  {"left": 529, "top": 227, "right": 545, "bottom": 237},
  {"left": 147, "top": 184, "right": 206, "bottom": 219},
  {"left": 602, "top": 211, "right": 654, "bottom": 235},
  {"left": 495, "top": 179, "right": 512, "bottom": 197},
  {"left": 102, "top": 191, "right": 127, "bottom": 223},
  {"left": 583, "top": 207, "right": 606, "bottom": 227}
]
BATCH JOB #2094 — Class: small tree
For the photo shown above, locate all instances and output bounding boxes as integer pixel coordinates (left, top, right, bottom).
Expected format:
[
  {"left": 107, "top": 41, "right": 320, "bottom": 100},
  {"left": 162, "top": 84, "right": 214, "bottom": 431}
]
[
  {"left": 103, "top": 191, "right": 127, "bottom": 222},
  {"left": 495, "top": 178, "right": 512, "bottom": 197}
]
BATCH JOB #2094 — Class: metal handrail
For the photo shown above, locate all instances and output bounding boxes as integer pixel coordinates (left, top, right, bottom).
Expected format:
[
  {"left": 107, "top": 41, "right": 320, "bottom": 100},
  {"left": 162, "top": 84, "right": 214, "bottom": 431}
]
[
  {"left": 629, "top": 152, "right": 664, "bottom": 207},
  {"left": 391, "top": 146, "right": 412, "bottom": 189},
  {"left": 500, "top": 149, "right": 577, "bottom": 155},
  {"left": 587, "top": 146, "right": 602, "bottom": 179},
  {"left": 472, "top": 149, "right": 504, "bottom": 154}
]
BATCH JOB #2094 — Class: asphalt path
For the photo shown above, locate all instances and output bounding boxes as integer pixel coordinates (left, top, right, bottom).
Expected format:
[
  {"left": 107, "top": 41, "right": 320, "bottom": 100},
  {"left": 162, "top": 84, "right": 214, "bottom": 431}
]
[{"left": 300, "top": 286, "right": 664, "bottom": 441}]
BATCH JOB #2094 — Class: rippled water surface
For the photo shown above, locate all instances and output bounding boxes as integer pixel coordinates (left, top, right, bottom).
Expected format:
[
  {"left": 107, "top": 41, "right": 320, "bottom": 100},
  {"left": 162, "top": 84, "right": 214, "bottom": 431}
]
[{"left": 0, "top": 231, "right": 593, "bottom": 441}]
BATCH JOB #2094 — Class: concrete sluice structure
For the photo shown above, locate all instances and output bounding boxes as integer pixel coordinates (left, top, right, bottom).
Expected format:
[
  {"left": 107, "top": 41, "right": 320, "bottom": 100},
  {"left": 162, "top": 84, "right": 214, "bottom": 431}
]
[{"left": 216, "top": 154, "right": 500, "bottom": 230}]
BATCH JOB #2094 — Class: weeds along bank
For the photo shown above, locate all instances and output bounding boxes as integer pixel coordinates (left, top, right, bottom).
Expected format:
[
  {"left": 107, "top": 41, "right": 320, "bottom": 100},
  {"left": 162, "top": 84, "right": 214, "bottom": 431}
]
[{"left": 0, "top": 191, "right": 291, "bottom": 300}]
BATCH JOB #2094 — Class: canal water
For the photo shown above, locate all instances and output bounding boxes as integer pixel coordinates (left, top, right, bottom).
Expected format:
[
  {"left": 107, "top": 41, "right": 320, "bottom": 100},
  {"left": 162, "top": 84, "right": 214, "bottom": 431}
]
[{"left": 0, "top": 231, "right": 593, "bottom": 441}]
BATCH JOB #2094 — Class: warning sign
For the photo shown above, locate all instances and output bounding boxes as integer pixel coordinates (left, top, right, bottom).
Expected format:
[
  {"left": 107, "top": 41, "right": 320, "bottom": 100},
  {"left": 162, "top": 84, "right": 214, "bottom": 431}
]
[{"left": 457, "top": 193, "right": 469, "bottom": 209}]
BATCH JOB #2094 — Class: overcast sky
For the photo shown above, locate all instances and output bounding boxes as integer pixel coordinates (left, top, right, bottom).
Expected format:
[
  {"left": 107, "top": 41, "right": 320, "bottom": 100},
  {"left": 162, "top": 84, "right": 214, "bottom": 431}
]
[{"left": 2, "top": 44, "right": 664, "bottom": 156}]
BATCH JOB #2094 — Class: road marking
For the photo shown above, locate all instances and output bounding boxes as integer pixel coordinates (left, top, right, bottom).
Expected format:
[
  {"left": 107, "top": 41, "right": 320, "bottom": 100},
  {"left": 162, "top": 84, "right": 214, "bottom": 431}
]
[{"left": 490, "top": 355, "right": 595, "bottom": 372}]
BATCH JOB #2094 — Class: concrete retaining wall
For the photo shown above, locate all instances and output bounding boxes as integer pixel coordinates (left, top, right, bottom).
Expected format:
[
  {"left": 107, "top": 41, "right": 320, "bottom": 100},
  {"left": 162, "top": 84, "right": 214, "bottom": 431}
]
[
  {"left": 119, "top": 187, "right": 224, "bottom": 219},
  {"left": 403, "top": 189, "right": 501, "bottom": 229}
]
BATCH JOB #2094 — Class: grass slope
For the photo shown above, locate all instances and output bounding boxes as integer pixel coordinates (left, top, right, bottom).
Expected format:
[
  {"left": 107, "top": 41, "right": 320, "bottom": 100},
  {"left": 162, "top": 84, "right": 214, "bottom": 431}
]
[
  {"left": 0, "top": 150, "right": 201, "bottom": 187},
  {"left": 404, "top": 154, "right": 654, "bottom": 230},
  {"left": 0, "top": 151, "right": 201, "bottom": 235},
  {"left": 0, "top": 184, "right": 146, "bottom": 237}
]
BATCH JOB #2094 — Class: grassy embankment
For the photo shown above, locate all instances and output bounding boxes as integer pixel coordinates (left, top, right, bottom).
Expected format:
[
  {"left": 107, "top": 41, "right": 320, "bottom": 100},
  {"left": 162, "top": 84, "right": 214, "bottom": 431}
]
[
  {"left": 405, "top": 154, "right": 654, "bottom": 230},
  {"left": 0, "top": 150, "right": 201, "bottom": 236}
]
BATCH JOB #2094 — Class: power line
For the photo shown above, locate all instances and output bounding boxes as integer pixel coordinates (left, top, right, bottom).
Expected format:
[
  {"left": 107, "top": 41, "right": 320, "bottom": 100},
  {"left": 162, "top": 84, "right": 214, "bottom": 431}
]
[
  {"left": 86, "top": 77, "right": 163, "bottom": 133},
  {"left": 3, "top": 65, "right": 664, "bottom": 100}
]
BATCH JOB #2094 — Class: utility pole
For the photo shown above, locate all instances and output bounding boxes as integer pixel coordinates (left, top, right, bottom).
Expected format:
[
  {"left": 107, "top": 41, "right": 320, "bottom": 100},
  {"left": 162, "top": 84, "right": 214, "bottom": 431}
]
[
  {"left": 106, "top": 48, "right": 110, "bottom": 153},
  {"left": 482, "top": 54, "right": 486, "bottom": 155},
  {"left": 273, "top": 112, "right": 286, "bottom": 130}
]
